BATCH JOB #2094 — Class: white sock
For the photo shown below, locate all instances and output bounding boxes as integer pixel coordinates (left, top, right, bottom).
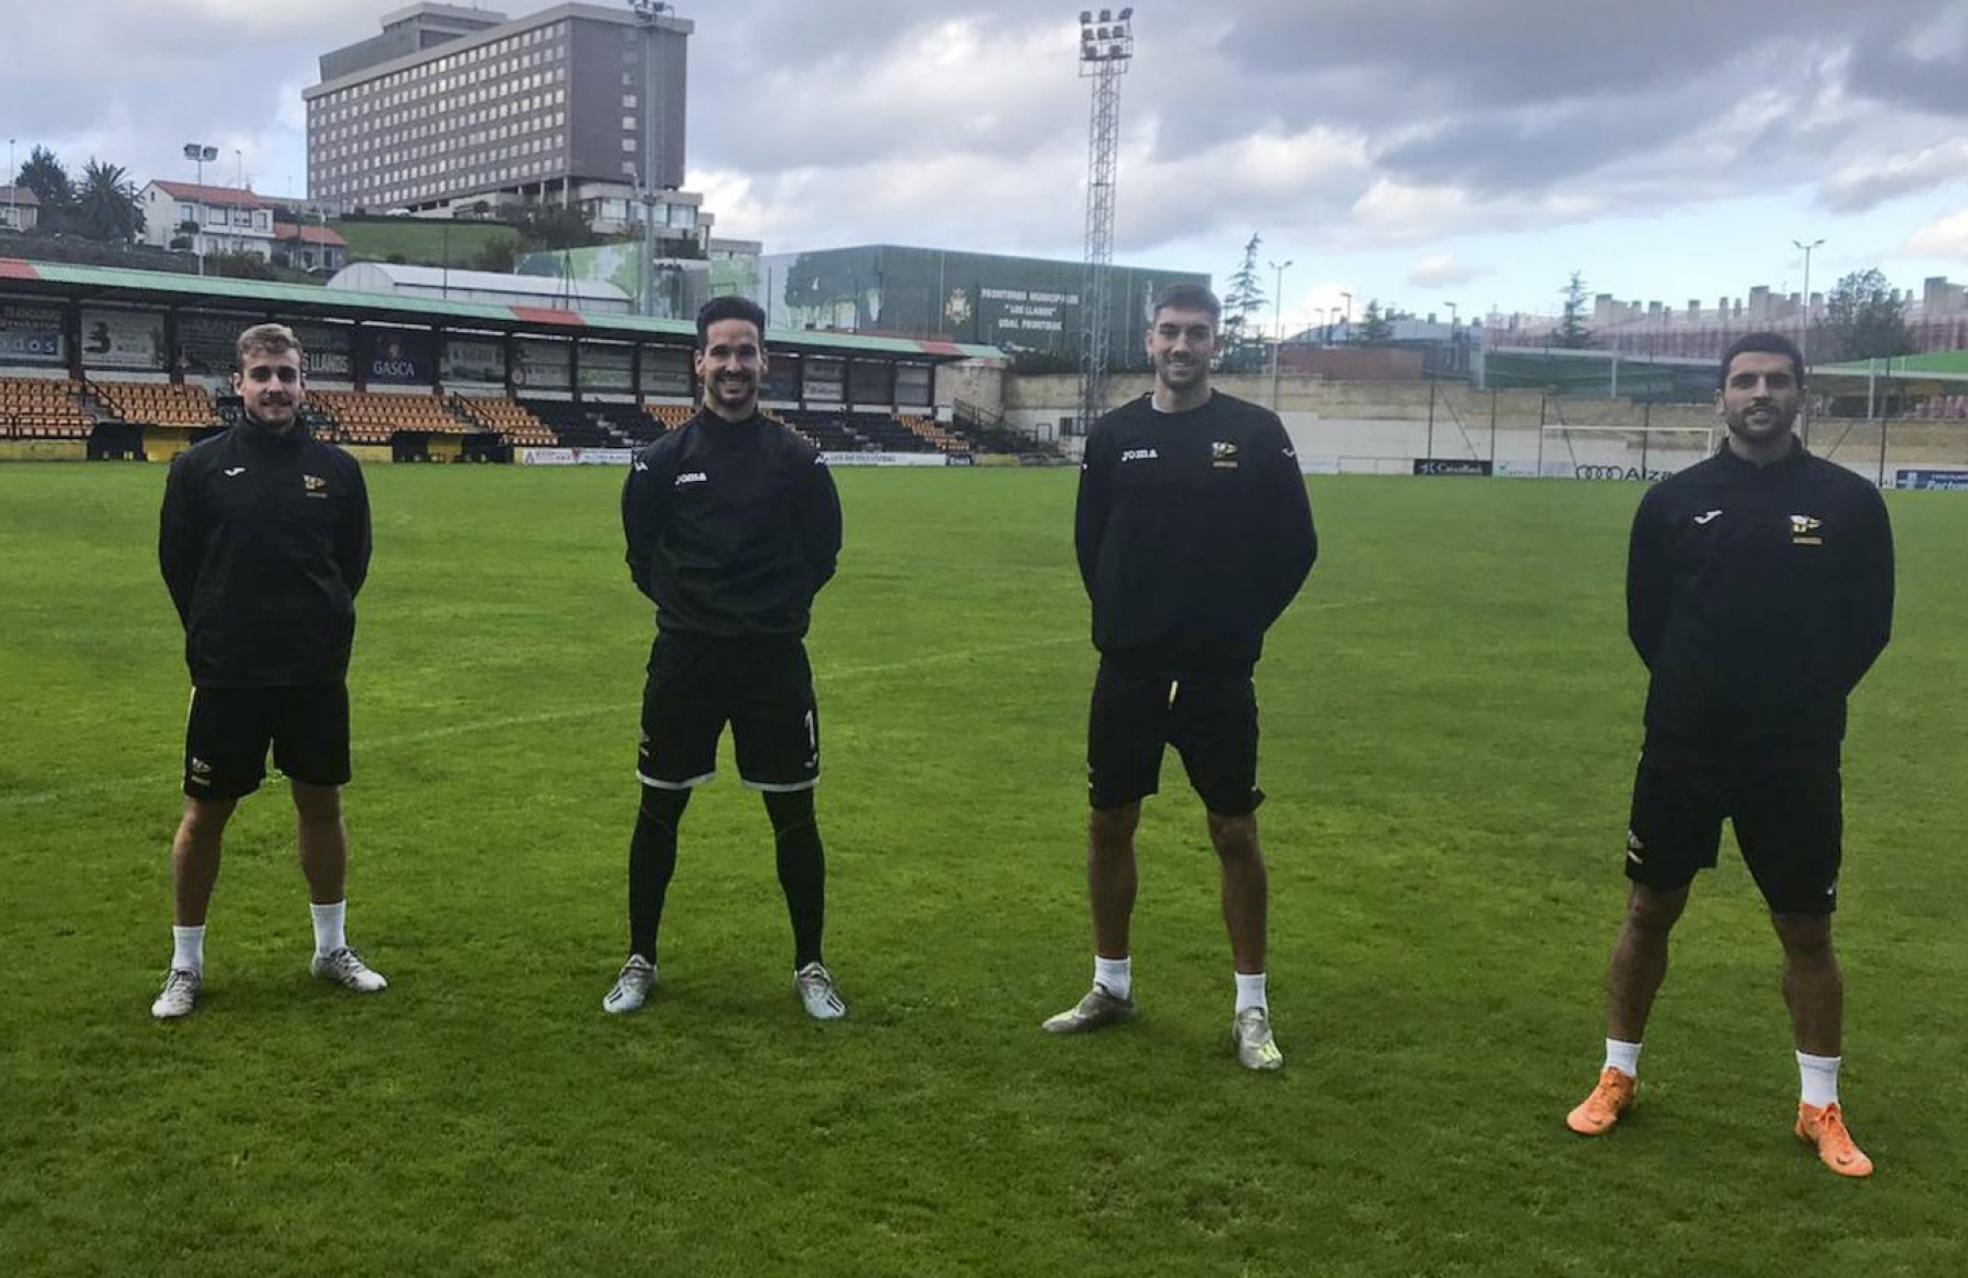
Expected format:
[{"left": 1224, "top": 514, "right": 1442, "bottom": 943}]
[
  {"left": 171, "top": 925, "right": 205, "bottom": 975},
  {"left": 1094, "top": 955, "right": 1132, "bottom": 1000},
  {"left": 1234, "top": 971, "right": 1268, "bottom": 1015},
  {"left": 1797, "top": 1051, "right": 1841, "bottom": 1108},
  {"left": 1603, "top": 1038, "right": 1642, "bottom": 1078},
  {"left": 310, "top": 900, "right": 347, "bottom": 958}
]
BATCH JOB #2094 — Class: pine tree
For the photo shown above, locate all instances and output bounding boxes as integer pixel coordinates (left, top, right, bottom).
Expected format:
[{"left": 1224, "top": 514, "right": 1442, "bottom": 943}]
[
  {"left": 1220, "top": 232, "right": 1266, "bottom": 368},
  {"left": 1555, "top": 271, "right": 1594, "bottom": 349},
  {"left": 1355, "top": 299, "right": 1394, "bottom": 344}
]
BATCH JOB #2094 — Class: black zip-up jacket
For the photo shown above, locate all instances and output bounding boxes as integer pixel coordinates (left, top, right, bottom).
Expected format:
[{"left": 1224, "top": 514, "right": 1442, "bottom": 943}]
[
  {"left": 1075, "top": 391, "right": 1317, "bottom": 674},
  {"left": 622, "top": 409, "right": 842, "bottom": 639},
  {"left": 1627, "top": 441, "right": 1893, "bottom": 768},
  {"left": 158, "top": 416, "right": 371, "bottom": 688}
]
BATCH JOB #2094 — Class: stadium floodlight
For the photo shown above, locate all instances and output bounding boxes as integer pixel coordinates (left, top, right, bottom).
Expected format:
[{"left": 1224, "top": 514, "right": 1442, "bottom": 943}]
[
  {"left": 1118, "top": 6, "right": 1132, "bottom": 17},
  {"left": 184, "top": 142, "right": 220, "bottom": 277},
  {"left": 1077, "top": 4, "right": 1134, "bottom": 433}
]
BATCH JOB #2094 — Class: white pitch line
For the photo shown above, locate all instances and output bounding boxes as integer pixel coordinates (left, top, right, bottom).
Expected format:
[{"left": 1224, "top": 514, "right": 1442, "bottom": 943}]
[{"left": 0, "top": 599, "right": 1377, "bottom": 813}]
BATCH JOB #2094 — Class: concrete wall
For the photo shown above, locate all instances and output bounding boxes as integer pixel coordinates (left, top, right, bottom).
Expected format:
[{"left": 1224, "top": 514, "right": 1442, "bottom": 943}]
[
  {"left": 935, "top": 361, "right": 1004, "bottom": 418},
  {"left": 996, "top": 370, "right": 1968, "bottom": 480}
]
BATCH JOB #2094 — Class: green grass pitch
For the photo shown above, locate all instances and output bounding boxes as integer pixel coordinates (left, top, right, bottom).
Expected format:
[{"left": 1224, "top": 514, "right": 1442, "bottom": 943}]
[{"left": 1, "top": 464, "right": 1964, "bottom": 1277}]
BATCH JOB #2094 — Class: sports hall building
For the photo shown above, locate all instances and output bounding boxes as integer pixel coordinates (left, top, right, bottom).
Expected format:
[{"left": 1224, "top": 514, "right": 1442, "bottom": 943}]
[{"left": 759, "top": 245, "right": 1210, "bottom": 364}]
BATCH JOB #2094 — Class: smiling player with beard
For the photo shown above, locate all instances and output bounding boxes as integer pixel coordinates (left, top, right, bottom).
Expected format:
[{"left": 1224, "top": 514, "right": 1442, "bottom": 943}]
[
  {"left": 606, "top": 296, "right": 846, "bottom": 1022},
  {"left": 151, "top": 323, "right": 381, "bottom": 1019},
  {"left": 1044, "top": 283, "right": 1317, "bottom": 1070},
  {"left": 1566, "top": 332, "right": 1895, "bottom": 1178}
]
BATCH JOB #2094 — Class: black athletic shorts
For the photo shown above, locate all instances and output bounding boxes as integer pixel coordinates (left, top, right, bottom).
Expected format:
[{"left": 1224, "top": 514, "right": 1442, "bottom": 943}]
[
  {"left": 637, "top": 633, "right": 819, "bottom": 792},
  {"left": 1624, "top": 758, "right": 1843, "bottom": 915},
  {"left": 1087, "top": 658, "right": 1263, "bottom": 816},
  {"left": 183, "top": 684, "right": 351, "bottom": 800}
]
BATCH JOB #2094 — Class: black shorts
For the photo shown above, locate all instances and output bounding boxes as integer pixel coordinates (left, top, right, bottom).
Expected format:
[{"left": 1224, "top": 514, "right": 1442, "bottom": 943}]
[
  {"left": 1087, "top": 659, "right": 1262, "bottom": 816},
  {"left": 183, "top": 684, "right": 351, "bottom": 800},
  {"left": 637, "top": 634, "right": 819, "bottom": 792},
  {"left": 1624, "top": 759, "right": 1843, "bottom": 915}
]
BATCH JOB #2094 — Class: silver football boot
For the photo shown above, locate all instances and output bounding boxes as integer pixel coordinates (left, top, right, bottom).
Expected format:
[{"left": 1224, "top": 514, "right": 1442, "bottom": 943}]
[
  {"left": 1041, "top": 983, "right": 1137, "bottom": 1034},
  {"left": 1232, "top": 1007, "right": 1284, "bottom": 1071}
]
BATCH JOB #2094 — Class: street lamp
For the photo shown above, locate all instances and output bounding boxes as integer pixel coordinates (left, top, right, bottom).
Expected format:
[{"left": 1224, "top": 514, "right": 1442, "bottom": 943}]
[
  {"left": 6, "top": 138, "right": 15, "bottom": 234},
  {"left": 1794, "top": 236, "right": 1824, "bottom": 443},
  {"left": 1267, "top": 259, "right": 1292, "bottom": 399},
  {"left": 1340, "top": 290, "right": 1353, "bottom": 331},
  {"left": 1443, "top": 300, "right": 1459, "bottom": 327},
  {"left": 184, "top": 142, "right": 218, "bottom": 276},
  {"left": 1275, "top": 255, "right": 1291, "bottom": 362}
]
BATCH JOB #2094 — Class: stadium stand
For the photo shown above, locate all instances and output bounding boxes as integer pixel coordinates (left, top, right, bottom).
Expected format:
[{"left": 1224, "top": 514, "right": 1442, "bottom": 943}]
[
  {"left": 309, "top": 391, "right": 475, "bottom": 445},
  {"left": 848, "top": 412, "right": 941, "bottom": 454},
  {"left": 0, "top": 377, "right": 92, "bottom": 438},
  {"left": 898, "top": 414, "right": 970, "bottom": 456},
  {"left": 90, "top": 381, "right": 222, "bottom": 428},
  {"left": 645, "top": 403, "right": 694, "bottom": 430},
  {"left": 452, "top": 395, "right": 556, "bottom": 445},
  {"left": 523, "top": 399, "right": 643, "bottom": 447}
]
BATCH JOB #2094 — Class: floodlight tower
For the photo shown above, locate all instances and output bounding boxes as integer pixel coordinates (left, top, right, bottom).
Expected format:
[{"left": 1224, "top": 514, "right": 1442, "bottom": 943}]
[
  {"left": 630, "top": 0, "right": 674, "bottom": 317},
  {"left": 1077, "top": 8, "right": 1133, "bottom": 432},
  {"left": 184, "top": 142, "right": 219, "bottom": 276}
]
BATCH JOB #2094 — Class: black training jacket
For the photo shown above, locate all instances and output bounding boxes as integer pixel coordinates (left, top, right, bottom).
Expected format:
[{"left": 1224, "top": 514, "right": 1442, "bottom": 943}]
[
  {"left": 158, "top": 416, "right": 371, "bottom": 688},
  {"left": 622, "top": 409, "right": 842, "bottom": 640},
  {"left": 1627, "top": 441, "right": 1893, "bottom": 768},
  {"left": 1075, "top": 390, "right": 1317, "bottom": 674}
]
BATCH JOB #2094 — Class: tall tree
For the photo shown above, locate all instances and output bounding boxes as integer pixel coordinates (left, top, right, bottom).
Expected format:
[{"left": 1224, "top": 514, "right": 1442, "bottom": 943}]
[
  {"left": 16, "top": 145, "right": 74, "bottom": 232},
  {"left": 1820, "top": 268, "right": 1913, "bottom": 364},
  {"left": 1555, "top": 271, "right": 1594, "bottom": 348},
  {"left": 1355, "top": 298, "right": 1394, "bottom": 345},
  {"left": 1220, "top": 232, "right": 1266, "bottom": 363},
  {"left": 71, "top": 159, "right": 143, "bottom": 242}
]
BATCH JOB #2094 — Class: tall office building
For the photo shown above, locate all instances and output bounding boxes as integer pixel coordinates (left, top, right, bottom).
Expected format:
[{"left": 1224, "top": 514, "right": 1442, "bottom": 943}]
[{"left": 305, "top": 3, "right": 690, "bottom": 219}]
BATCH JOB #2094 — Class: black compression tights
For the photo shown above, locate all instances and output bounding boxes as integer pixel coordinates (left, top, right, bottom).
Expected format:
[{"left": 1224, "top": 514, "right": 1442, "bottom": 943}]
[
  {"left": 627, "top": 786, "right": 689, "bottom": 963},
  {"left": 626, "top": 786, "right": 826, "bottom": 970},
  {"left": 765, "top": 789, "right": 827, "bottom": 971}
]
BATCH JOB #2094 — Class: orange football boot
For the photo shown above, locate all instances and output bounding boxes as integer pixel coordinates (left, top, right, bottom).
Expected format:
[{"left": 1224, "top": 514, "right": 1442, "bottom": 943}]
[
  {"left": 1795, "top": 1102, "right": 1874, "bottom": 1178},
  {"left": 1566, "top": 1067, "right": 1636, "bottom": 1135}
]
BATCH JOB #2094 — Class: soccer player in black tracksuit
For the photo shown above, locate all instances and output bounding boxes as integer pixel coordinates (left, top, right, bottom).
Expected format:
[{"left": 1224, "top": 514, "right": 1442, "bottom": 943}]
[
  {"left": 1566, "top": 332, "right": 1894, "bottom": 1178},
  {"left": 1043, "top": 284, "right": 1318, "bottom": 1070},
  {"left": 604, "top": 296, "right": 847, "bottom": 1021},
  {"left": 151, "top": 323, "right": 385, "bottom": 1020}
]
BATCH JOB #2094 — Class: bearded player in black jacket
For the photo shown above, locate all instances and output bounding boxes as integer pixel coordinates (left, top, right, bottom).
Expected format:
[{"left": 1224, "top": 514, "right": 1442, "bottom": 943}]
[
  {"left": 1044, "top": 284, "right": 1317, "bottom": 1070},
  {"left": 605, "top": 297, "right": 847, "bottom": 1021},
  {"left": 1565, "top": 333, "right": 1894, "bottom": 1179},
  {"left": 151, "top": 323, "right": 384, "bottom": 1019}
]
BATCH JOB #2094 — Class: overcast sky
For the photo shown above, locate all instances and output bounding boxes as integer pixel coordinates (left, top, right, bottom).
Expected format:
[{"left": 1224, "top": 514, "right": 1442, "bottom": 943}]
[{"left": 6, "top": 0, "right": 1968, "bottom": 328}]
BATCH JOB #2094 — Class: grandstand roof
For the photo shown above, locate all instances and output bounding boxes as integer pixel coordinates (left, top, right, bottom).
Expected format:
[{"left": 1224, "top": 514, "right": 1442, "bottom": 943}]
[
  {"left": 1816, "top": 351, "right": 1968, "bottom": 378},
  {"left": 1813, "top": 350, "right": 1968, "bottom": 387},
  {"left": 329, "top": 261, "right": 628, "bottom": 305},
  {"left": 146, "top": 182, "right": 274, "bottom": 210},
  {"left": 0, "top": 258, "right": 1004, "bottom": 362}
]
